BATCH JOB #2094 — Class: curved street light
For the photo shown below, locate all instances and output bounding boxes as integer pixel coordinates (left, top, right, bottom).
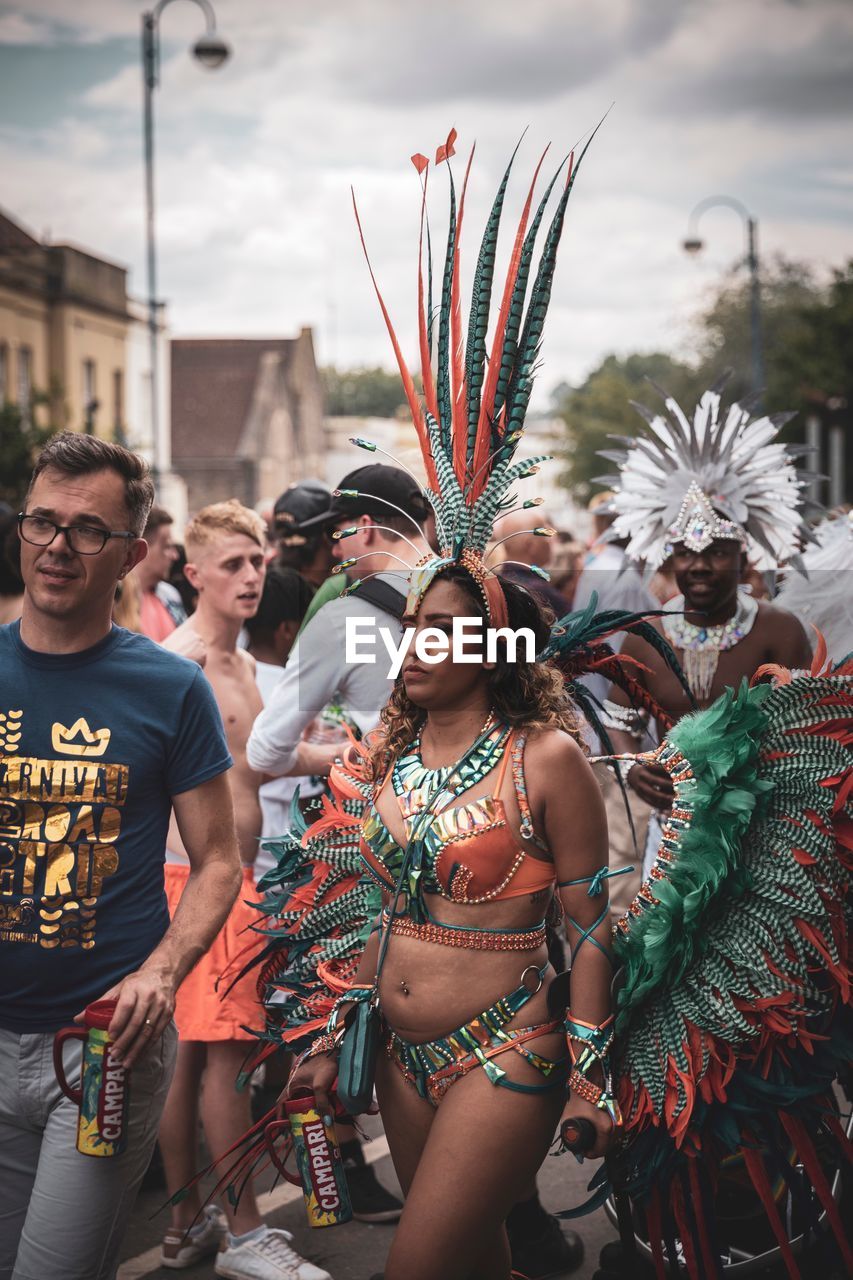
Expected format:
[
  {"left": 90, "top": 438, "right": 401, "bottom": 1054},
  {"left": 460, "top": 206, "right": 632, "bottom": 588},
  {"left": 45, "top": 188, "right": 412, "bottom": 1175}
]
[
  {"left": 141, "top": 0, "right": 231, "bottom": 490},
  {"left": 682, "top": 195, "right": 765, "bottom": 407}
]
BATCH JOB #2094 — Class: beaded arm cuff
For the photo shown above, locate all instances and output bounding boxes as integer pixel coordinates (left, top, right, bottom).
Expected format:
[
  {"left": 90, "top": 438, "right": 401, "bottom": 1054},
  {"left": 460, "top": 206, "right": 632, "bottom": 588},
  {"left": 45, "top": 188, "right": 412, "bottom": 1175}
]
[
  {"left": 305, "top": 1030, "right": 344, "bottom": 1060},
  {"left": 565, "top": 1012, "right": 621, "bottom": 1126},
  {"left": 326, "top": 984, "right": 375, "bottom": 1034},
  {"left": 600, "top": 699, "right": 649, "bottom": 736}
]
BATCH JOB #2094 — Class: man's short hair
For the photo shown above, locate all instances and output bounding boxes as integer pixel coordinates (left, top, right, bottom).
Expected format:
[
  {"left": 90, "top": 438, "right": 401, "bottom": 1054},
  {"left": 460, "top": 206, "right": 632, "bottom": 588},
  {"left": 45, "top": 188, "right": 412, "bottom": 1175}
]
[
  {"left": 144, "top": 505, "right": 174, "bottom": 538},
  {"left": 184, "top": 499, "right": 266, "bottom": 557},
  {"left": 27, "top": 432, "right": 154, "bottom": 537}
]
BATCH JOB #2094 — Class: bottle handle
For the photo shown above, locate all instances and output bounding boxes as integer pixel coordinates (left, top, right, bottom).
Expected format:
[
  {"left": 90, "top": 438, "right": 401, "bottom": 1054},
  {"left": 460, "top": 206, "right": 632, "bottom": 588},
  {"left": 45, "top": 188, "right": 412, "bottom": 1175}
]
[
  {"left": 264, "top": 1119, "right": 302, "bottom": 1187},
  {"left": 53, "top": 1028, "right": 88, "bottom": 1106}
]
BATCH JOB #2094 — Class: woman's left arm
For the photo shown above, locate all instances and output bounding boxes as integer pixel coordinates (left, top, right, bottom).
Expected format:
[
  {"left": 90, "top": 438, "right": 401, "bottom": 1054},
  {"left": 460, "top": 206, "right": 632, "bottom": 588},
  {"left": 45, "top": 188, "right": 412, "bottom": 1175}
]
[{"left": 533, "top": 732, "right": 617, "bottom": 1158}]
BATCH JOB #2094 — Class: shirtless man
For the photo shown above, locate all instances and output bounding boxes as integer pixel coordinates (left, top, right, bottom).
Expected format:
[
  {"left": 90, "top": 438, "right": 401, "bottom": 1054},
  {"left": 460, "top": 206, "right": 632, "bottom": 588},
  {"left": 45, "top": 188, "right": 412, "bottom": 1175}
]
[
  {"left": 602, "top": 537, "right": 812, "bottom": 877},
  {"left": 157, "top": 499, "right": 329, "bottom": 1280}
]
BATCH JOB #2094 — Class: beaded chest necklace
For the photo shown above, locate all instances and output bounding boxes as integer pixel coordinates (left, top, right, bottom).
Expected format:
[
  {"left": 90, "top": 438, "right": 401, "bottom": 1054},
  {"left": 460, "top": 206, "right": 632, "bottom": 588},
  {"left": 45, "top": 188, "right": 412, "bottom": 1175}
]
[
  {"left": 393, "top": 714, "right": 505, "bottom": 804},
  {"left": 662, "top": 592, "right": 758, "bottom": 702},
  {"left": 383, "top": 716, "right": 513, "bottom": 919}
]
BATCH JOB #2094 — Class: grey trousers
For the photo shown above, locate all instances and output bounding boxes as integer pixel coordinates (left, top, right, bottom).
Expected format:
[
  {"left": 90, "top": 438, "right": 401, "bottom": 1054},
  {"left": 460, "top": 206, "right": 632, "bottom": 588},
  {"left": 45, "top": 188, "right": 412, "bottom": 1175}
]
[{"left": 0, "top": 1021, "right": 177, "bottom": 1280}]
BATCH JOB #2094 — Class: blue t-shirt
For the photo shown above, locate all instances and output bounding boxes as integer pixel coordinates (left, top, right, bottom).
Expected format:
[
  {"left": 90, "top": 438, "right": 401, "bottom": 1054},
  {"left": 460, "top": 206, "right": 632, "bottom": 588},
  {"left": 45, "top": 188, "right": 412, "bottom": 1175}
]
[{"left": 0, "top": 622, "right": 232, "bottom": 1033}]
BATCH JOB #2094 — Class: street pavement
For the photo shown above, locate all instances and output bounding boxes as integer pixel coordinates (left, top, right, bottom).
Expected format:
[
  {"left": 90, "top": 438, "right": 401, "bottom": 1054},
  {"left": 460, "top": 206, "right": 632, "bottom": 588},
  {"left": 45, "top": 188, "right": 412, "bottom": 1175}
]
[{"left": 118, "top": 1115, "right": 618, "bottom": 1280}]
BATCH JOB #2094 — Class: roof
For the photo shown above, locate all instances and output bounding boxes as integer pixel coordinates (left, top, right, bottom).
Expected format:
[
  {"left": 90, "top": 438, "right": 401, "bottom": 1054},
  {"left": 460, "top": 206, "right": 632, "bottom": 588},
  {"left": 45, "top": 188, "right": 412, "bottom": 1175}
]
[
  {"left": 0, "top": 208, "right": 41, "bottom": 255},
  {"left": 171, "top": 338, "right": 299, "bottom": 459}
]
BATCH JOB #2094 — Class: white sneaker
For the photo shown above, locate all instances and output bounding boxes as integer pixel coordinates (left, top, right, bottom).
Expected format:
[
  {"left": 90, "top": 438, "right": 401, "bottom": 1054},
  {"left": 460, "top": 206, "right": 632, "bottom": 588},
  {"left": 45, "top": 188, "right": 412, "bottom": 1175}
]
[
  {"left": 161, "top": 1204, "right": 226, "bottom": 1268},
  {"left": 214, "top": 1227, "right": 332, "bottom": 1280}
]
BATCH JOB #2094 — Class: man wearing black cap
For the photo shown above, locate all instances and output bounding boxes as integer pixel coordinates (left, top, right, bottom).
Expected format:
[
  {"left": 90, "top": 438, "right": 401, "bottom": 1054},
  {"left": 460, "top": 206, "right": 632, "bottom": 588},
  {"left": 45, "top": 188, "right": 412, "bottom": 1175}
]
[
  {"left": 272, "top": 480, "right": 338, "bottom": 592},
  {"left": 248, "top": 463, "right": 431, "bottom": 781},
  {"left": 247, "top": 463, "right": 429, "bottom": 1222}
]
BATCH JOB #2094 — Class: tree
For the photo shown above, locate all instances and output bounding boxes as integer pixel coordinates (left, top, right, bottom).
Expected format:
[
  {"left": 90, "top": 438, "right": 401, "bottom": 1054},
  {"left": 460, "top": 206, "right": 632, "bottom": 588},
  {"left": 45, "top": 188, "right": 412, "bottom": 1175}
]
[
  {"left": 0, "top": 401, "right": 56, "bottom": 507},
  {"left": 694, "top": 257, "right": 820, "bottom": 408},
  {"left": 553, "top": 353, "right": 702, "bottom": 502},
  {"left": 321, "top": 366, "right": 408, "bottom": 418},
  {"left": 696, "top": 257, "right": 852, "bottom": 493},
  {"left": 553, "top": 259, "right": 853, "bottom": 501}
]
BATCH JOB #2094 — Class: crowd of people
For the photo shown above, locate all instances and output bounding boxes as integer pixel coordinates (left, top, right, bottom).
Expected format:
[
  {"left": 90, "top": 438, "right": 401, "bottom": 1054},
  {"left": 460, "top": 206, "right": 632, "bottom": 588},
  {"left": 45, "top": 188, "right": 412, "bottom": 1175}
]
[
  {"left": 2, "top": 422, "right": 848, "bottom": 1280},
  {"left": 1, "top": 137, "right": 850, "bottom": 1280}
]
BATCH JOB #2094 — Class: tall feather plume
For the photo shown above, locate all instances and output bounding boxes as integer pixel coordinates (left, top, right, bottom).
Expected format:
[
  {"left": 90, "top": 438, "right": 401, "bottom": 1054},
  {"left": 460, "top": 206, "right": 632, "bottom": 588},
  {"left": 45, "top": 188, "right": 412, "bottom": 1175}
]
[
  {"left": 488, "top": 147, "right": 559, "bottom": 440},
  {"left": 354, "top": 128, "right": 594, "bottom": 551},
  {"left": 471, "top": 146, "right": 557, "bottom": 498},
  {"left": 503, "top": 121, "right": 604, "bottom": 441},
  {"left": 501, "top": 152, "right": 576, "bottom": 443},
  {"left": 464, "top": 135, "right": 526, "bottom": 482}
]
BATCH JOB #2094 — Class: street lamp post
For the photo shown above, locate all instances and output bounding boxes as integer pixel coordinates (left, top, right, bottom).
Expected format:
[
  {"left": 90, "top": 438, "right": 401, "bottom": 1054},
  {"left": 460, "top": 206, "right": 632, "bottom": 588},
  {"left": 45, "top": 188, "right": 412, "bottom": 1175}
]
[
  {"left": 683, "top": 195, "right": 765, "bottom": 405},
  {"left": 141, "top": 0, "right": 230, "bottom": 492}
]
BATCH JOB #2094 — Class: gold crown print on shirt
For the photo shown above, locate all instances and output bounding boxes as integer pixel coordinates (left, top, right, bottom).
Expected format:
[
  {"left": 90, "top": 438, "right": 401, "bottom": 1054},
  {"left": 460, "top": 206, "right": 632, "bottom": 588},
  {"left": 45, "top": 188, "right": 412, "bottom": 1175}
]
[
  {"left": 0, "top": 710, "right": 124, "bottom": 950},
  {"left": 51, "top": 718, "right": 112, "bottom": 757},
  {"left": 0, "top": 710, "right": 23, "bottom": 755}
]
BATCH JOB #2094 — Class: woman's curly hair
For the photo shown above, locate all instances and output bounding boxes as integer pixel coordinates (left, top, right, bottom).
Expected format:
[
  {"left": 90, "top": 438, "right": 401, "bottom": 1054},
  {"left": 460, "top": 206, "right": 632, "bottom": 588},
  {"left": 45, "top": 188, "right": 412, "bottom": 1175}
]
[{"left": 367, "top": 567, "right": 582, "bottom": 779}]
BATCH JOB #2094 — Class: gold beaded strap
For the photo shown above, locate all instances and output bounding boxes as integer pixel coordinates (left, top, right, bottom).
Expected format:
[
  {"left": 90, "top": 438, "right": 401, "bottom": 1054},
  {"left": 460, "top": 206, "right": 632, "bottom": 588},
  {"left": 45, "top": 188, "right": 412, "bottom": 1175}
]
[{"left": 386, "top": 910, "right": 547, "bottom": 951}]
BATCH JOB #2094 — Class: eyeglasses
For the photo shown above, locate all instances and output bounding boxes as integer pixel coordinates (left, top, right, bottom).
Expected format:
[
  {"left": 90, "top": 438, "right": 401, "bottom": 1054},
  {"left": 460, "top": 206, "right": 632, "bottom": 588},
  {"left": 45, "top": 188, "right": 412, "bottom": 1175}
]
[{"left": 18, "top": 514, "right": 135, "bottom": 556}]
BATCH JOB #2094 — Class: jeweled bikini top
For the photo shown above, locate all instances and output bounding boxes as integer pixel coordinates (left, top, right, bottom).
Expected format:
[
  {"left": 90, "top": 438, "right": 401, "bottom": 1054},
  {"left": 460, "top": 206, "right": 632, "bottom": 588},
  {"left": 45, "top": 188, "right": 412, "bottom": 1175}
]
[{"left": 359, "top": 721, "right": 555, "bottom": 917}]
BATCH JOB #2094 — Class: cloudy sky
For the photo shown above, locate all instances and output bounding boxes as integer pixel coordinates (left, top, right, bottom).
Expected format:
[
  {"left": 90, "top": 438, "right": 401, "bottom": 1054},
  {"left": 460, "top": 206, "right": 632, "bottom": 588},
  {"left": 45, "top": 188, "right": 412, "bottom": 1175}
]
[{"left": 1, "top": 0, "right": 852, "bottom": 401}]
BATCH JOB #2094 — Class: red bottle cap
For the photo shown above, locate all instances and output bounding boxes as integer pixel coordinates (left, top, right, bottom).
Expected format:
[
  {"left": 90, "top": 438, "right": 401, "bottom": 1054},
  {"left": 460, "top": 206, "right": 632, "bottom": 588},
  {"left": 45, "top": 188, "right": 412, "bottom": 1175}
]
[{"left": 83, "top": 999, "right": 118, "bottom": 1031}]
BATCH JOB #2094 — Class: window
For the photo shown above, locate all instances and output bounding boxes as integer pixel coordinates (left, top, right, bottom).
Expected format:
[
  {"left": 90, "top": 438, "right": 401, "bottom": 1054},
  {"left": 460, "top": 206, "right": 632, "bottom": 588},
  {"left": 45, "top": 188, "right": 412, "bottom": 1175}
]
[
  {"left": 17, "top": 346, "right": 32, "bottom": 422},
  {"left": 83, "top": 358, "right": 96, "bottom": 406},
  {"left": 0, "top": 343, "right": 7, "bottom": 403},
  {"left": 113, "top": 369, "right": 123, "bottom": 437},
  {"left": 83, "top": 358, "right": 97, "bottom": 431}
]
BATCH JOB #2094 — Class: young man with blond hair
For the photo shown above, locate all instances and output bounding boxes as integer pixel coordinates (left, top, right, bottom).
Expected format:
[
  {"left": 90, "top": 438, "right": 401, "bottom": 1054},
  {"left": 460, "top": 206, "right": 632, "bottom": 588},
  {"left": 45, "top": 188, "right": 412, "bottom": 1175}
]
[{"left": 158, "top": 499, "right": 330, "bottom": 1280}]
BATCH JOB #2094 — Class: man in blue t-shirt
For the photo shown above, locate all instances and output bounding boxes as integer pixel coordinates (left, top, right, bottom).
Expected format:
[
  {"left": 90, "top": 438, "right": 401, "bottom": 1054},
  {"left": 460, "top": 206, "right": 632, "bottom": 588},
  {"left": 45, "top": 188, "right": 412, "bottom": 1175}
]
[{"left": 0, "top": 432, "right": 241, "bottom": 1280}]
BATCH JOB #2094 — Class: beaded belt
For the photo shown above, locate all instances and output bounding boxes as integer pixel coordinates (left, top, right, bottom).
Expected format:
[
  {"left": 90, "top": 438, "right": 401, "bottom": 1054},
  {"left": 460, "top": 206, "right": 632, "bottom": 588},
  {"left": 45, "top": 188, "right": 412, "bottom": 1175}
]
[{"left": 384, "top": 910, "right": 546, "bottom": 951}]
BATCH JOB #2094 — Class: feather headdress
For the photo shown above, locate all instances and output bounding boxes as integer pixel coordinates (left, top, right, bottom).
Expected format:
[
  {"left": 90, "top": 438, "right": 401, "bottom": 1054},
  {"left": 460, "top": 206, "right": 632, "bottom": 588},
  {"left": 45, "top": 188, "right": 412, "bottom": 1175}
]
[
  {"left": 348, "top": 127, "right": 598, "bottom": 622},
  {"left": 598, "top": 382, "right": 815, "bottom": 571},
  {"left": 776, "top": 511, "right": 853, "bottom": 663}
]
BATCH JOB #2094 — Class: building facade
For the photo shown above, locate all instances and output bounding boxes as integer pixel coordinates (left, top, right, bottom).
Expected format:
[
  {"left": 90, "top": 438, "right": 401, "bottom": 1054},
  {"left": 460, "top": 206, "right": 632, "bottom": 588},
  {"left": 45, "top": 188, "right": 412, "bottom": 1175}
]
[
  {"left": 0, "top": 208, "right": 130, "bottom": 436},
  {"left": 170, "top": 330, "right": 325, "bottom": 515}
]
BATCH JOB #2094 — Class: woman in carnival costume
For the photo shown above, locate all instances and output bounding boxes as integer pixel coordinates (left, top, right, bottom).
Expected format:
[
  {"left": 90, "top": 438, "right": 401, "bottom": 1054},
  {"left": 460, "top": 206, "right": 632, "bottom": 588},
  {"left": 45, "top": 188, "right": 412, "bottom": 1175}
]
[
  {"left": 250, "top": 130, "right": 686, "bottom": 1280},
  {"left": 291, "top": 130, "right": 624, "bottom": 1280}
]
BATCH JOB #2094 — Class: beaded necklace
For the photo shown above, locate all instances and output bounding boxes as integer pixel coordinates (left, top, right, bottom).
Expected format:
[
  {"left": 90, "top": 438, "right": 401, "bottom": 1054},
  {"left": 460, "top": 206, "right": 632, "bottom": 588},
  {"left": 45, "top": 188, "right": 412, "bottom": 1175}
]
[
  {"left": 662, "top": 592, "right": 758, "bottom": 702},
  {"left": 392, "top": 713, "right": 507, "bottom": 807},
  {"left": 388, "top": 715, "right": 512, "bottom": 920}
]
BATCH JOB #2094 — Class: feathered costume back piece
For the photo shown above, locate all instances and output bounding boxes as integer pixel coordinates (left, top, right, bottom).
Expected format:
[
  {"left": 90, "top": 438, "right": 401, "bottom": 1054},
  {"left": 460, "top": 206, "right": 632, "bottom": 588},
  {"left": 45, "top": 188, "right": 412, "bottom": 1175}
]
[
  {"left": 568, "top": 648, "right": 853, "bottom": 1280},
  {"left": 598, "top": 382, "right": 816, "bottom": 571},
  {"left": 348, "top": 126, "right": 599, "bottom": 624}
]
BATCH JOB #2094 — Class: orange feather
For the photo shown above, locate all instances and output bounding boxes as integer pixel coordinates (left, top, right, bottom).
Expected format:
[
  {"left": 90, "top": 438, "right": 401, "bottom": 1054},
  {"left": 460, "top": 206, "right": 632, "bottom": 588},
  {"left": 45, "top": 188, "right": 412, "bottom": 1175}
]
[
  {"left": 451, "top": 145, "right": 475, "bottom": 485},
  {"left": 351, "top": 189, "right": 438, "bottom": 490},
  {"left": 415, "top": 165, "right": 439, "bottom": 425}
]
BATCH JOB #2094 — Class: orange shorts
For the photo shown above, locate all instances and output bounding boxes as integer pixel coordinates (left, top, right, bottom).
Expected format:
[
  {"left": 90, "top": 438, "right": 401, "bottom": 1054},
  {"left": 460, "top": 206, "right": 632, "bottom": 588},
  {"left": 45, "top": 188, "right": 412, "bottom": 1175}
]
[{"left": 164, "top": 863, "right": 263, "bottom": 1042}]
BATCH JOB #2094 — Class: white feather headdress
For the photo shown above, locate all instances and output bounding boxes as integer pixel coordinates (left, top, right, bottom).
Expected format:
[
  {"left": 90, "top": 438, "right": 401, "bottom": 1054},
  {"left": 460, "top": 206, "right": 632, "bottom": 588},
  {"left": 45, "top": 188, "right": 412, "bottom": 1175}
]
[{"left": 597, "top": 383, "right": 815, "bottom": 571}]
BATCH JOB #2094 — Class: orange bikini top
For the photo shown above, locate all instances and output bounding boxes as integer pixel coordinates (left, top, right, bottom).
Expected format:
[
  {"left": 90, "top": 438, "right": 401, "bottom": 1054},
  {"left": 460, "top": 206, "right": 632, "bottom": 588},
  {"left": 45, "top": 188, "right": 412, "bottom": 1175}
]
[{"left": 359, "top": 730, "right": 555, "bottom": 904}]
